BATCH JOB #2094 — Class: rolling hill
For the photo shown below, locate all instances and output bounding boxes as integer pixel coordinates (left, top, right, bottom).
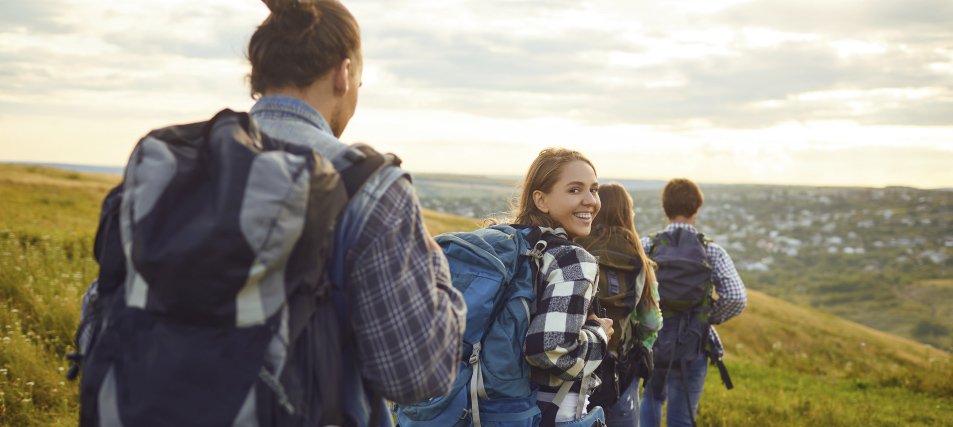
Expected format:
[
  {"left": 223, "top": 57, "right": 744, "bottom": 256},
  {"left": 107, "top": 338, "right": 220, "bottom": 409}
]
[{"left": 0, "top": 164, "right": 950, "bottom": 426}]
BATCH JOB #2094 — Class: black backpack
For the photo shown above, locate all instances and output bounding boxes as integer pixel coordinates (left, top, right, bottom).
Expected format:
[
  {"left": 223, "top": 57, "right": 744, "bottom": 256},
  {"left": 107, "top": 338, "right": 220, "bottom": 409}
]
[
  {"left": 648, "top": 228, "right": 713, "bottom": 372},
  {"left": 68, "top": 109, "right": 397, "bottom": 427}
]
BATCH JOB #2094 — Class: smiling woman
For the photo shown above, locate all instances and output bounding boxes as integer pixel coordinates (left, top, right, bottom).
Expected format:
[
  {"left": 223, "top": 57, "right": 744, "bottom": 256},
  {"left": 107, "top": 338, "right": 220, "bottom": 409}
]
[
  {"left": 501, "top": 148, "right": 613, "bottom": 425},
  {"left": 531, "top": 159, "right": 601, "bottom": 240},
  {"left": 514, "top": 148, "right": 599, "bottom": 233}
]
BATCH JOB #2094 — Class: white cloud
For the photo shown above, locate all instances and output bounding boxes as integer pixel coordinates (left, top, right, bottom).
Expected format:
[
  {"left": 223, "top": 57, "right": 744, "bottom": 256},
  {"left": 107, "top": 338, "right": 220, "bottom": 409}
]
[
  {"left": 833, "top": 40, "right": 889, "bottom": 57},
  {"left": 1, "top": 0, "right": 952, "bottom": 188}
]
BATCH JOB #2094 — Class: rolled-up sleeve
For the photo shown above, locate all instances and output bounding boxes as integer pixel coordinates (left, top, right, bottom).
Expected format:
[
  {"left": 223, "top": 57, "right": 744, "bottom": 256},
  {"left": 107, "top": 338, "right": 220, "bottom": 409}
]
[
  {"left": 634, "top": 276, "right": 662, "bottom": 349},
  {"left": 708, "top": 243, "right": 747, "bottom": 324},
  {"left": 345, "top": 177, "right": 466, "bottom": 403}
]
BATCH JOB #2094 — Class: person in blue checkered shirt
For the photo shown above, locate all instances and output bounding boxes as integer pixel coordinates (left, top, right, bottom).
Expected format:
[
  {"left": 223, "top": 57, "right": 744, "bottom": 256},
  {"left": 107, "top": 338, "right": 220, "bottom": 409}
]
[{"left": 639, "top": 178, "right": 747, "bottom": 427}]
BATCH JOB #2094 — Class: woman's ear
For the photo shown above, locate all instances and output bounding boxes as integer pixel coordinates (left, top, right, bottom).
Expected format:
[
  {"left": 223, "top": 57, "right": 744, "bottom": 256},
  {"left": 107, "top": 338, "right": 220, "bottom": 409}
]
[{"left": 533, "top": 190, "right": 549, "bottom": 214}]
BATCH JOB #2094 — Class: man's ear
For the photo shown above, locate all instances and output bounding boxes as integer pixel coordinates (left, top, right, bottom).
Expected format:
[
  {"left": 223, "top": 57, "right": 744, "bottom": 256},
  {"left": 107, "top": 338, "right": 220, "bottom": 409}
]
[
  {"left": 333, "top": 58, "right": 352, "bottom": 96},
  {"left": 533, "top": 190, "right": 549, "bottom": 214}
]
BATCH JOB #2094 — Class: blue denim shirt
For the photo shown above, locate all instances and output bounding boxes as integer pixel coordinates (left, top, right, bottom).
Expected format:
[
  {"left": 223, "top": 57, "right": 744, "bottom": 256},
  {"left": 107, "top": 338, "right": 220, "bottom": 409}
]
[
  {"left": 249, "top": 94, "right": 349, "bottom": 160},
  {"left": 249, "top": 95, "right": 466, "bottom": 424}
]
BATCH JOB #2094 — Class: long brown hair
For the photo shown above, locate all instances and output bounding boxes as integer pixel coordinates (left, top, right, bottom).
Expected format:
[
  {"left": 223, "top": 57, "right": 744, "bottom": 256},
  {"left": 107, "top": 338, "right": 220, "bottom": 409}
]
[
  {"left": 590, "top": 183, "right": 657, "bottom": 309},
  {"left": 512, "top": 148, "right": 596, "bottom": 228},
  {"left": 248, "top": 0, "right": 361, "bottom": 98}
]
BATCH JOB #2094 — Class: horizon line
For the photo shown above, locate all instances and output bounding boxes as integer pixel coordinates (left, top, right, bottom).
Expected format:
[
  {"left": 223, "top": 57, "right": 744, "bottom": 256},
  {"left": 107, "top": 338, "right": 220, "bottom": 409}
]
[{"left": 3, "top": 160, "right": 949, "bottom": 192}]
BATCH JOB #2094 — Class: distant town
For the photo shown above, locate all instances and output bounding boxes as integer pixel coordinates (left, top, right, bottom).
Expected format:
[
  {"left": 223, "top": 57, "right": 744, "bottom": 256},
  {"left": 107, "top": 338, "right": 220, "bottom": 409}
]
[{"left": 415, "top": 174, "right": 953, "bottom": 351}]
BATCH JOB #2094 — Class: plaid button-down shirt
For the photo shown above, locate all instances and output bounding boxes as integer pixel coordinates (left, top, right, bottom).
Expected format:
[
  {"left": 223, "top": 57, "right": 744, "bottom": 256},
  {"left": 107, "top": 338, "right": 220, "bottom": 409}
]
[
  {"left": 524, "top": 229, "right": 609, "bottom": 390},
  {"left": 344, "top": 177, "right": 467, "bottom": 403},
  {"left": 641, "top": 223, "right": 747, "bottom": 325},
  {"left": 251, "top": 95, "right": 466, "bottom": 404}
]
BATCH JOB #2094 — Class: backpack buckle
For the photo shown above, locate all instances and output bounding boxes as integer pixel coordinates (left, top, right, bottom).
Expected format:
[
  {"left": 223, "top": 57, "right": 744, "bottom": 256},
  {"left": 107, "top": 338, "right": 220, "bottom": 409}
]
[
  {"left": 468, "top": 343, "right": 482, "bottom": 365},
  {"left": 342, "top": 145, "right": 367, "bottom": 163},
  {"left": 527, "top": 240, "right": 548, "bottom": 259}
]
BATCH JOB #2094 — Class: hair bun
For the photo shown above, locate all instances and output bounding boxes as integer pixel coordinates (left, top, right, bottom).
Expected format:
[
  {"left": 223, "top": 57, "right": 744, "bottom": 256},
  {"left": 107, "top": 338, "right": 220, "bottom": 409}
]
[
  {"left": 261, "top": 0, "right": 287, "bottom": 13},
  {"left": 262, "top": 0, "right": 323, "bottom": 32}
]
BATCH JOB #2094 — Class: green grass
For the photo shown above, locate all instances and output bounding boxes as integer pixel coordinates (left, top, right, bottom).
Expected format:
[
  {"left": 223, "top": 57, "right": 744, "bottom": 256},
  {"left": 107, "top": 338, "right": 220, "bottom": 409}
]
[
  {"left": 715, "top": 290, "right": 953, "bottom": 397},
  {"left": 0, "top": 165, "right": 108, "bottom": 426},
  {"left": 422, "top": 209, "right": 482, "bottom": 235},
  {"left": 698, "top": 361, "right": 953, "bottom": 426},
  {"left": 0, "top": 164, "right": 951, "bottom": 426}
]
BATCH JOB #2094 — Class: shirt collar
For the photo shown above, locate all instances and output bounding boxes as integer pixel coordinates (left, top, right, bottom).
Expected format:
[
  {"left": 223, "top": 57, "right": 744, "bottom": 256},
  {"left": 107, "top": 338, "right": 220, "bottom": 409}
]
[
  {"left": 249, "top": 94, "right": 332, "bottom": 134},
  {"left": 665, "top": 222, "right": 698, "bottom": 234},
  {"left": 538, "top": 226, "right": 569, "bottom": 240}
]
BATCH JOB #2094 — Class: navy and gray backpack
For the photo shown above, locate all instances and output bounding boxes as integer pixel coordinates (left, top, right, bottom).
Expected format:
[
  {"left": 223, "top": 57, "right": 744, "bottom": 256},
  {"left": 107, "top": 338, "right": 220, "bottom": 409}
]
[
  {"left": 69, "top": 109, "right": 397, "bottom": 427},
  {"left": 648, "top": 228, "right": 713, "bottom": 372},
  {"left": 396, "top": 225, "right": 551, "bottom": 427}
]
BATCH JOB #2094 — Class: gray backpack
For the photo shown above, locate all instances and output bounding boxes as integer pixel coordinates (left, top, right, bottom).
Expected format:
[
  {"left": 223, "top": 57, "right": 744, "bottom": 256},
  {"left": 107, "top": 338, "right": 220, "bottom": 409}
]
[{"left": 70, "top": 110, "right": 398, "bottom": 427}]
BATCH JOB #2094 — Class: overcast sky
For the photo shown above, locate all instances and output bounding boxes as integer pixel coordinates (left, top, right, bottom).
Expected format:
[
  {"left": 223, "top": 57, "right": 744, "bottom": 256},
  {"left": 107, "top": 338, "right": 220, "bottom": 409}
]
[{"left": 2, "top": 0, "right": 952, "bottom": 188}]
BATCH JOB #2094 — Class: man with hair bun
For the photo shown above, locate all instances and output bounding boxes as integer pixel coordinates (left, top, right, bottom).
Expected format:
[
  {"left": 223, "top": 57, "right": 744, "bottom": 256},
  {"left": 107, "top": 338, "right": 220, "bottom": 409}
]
[
  {"left": 73, "top": 2, "right": 463, "bottom": 426},
  {"left": 639, "top": 178, "right": 747, "bottom": 427},
  {"left": 248, "top": 0, "right": 466, "bottom": 424}
]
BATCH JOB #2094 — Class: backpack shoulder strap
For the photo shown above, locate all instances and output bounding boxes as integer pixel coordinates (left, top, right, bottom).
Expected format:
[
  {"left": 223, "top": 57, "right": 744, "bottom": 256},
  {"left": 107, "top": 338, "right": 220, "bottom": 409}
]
[
  {"left": 326, "top": 144, "right": 405, "bottom": 289},
  {"left": 334, "top": 143, "right": 402, "bottom": 198},
  {"left": 528, "top": 227, "right": 574, "bottom": 303},
  {"left": 648, "top": 231, "right": 663, "bottom": 256},
  {"left": 473, "top": 225, "right": 546, "bottom": 346},
  {"left": 693, "top": 231, "right": 715, "bottom": 290},
  {"left": 696, "top": 232, "right": 712, "bottom": 249}
]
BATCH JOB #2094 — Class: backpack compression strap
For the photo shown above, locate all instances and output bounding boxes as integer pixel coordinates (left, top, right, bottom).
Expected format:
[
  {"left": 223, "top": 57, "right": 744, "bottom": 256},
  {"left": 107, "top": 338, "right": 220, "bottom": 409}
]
[{"left": 708, "top": 328, "right": 734, "bottom": 390}]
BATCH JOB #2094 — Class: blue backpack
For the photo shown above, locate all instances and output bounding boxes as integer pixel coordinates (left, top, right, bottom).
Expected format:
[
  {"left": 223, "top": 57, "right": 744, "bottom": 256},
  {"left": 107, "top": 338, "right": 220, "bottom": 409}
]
[{"left": 396, "top": 225, "right": 550, "bottom": 427}]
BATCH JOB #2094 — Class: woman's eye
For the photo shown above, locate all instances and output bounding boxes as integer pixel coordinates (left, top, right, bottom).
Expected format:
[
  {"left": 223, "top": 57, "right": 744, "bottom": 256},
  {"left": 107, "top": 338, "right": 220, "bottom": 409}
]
[
  {"left": 569, "top": 188, "right": 580, "bottom": 194},
  {"left": 590, "top": 188, "right": 599, "bottom": 194}
]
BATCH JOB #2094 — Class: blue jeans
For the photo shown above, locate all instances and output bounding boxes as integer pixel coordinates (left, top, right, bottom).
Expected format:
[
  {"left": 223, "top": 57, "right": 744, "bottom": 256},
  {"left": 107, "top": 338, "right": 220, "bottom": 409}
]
[
  {"left": 639, "top": 357, "right": 708, "bottom": 427},
  {"left": 604, "top": 377, "right": 641, "bottom": 427},
  {"left": 554, "top": 406, "right": 606, "bottom": 427}
]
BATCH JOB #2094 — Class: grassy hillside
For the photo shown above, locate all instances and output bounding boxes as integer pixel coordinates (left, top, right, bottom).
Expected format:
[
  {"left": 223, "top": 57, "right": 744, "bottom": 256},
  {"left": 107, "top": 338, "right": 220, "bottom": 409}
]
[
  {"left": 701, "top": 290, "right": 953, "bottom": 425},
  {"left": 0, "top": 164, "right": 951, "bottom": 426},
  {"left": 0, "top": 166, "right": 108, "bottom": 426},
  {"left": 422, "top": 208, "right": 482, "bottom": 236}
]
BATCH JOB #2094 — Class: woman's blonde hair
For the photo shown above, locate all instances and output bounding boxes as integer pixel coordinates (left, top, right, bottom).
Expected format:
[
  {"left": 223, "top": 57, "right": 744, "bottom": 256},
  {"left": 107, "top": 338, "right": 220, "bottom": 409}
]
[
  {"left": 511, "top": 148, "right": 596, "bottom": 228},
  {"left": 590, "top": 183, "right": 657, "bottom": 309}
]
